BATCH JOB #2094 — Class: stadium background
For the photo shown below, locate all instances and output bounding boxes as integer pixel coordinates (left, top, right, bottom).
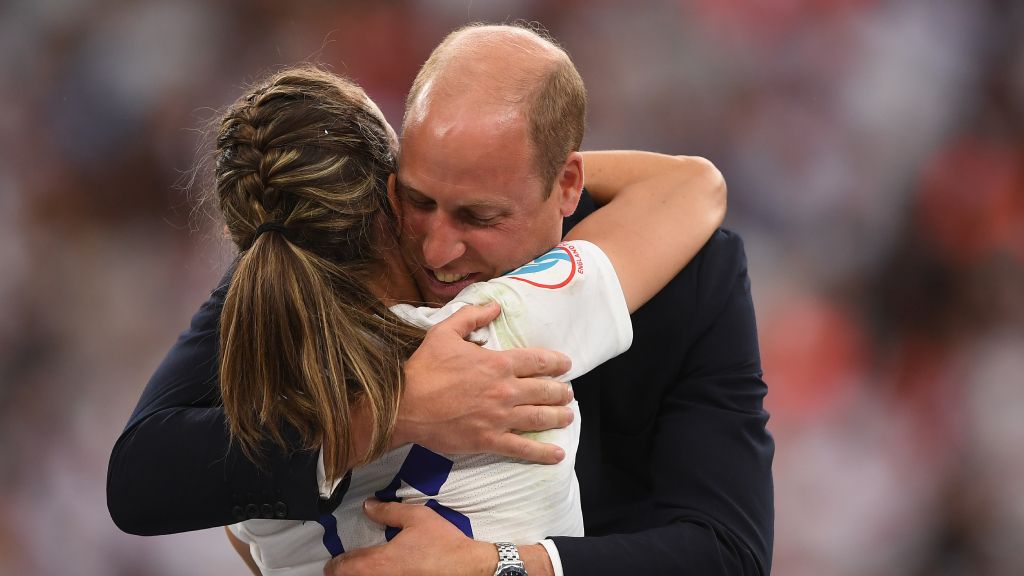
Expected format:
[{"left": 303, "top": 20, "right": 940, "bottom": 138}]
[{"left": 1, "top": 1, "right": 1022, "bottom": 574}]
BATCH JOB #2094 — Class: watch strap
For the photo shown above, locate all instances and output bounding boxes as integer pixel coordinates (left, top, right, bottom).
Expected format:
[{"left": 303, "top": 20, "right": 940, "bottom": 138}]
[{"left": 493, "top": 542, "right": 527, "bottom": 576}]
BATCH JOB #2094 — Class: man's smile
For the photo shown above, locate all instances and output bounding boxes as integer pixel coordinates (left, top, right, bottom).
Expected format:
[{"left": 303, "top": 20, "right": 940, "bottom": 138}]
[
  {"left": 420, "top": 268, "right": 481, "bottom": 301},
  {"left": 433, "top": 270, "right": 470, "bottom": 283}
]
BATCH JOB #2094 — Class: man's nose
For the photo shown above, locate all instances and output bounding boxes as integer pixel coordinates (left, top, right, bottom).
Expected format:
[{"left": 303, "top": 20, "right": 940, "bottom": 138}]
[{"left": 421, "top": 214, "right": 466, "bottom": 269}]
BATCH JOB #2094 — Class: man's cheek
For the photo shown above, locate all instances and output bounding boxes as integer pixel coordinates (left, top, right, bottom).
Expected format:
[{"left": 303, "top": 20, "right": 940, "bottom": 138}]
[
  {"left": 397, "top": 226, "right": 426, "bottom": 266},
  {"left": 400, "top": 215, "right": 427, "bottom": 243},
  {"left": 468, "top": 233, "right": 519, "bottom": 276}
]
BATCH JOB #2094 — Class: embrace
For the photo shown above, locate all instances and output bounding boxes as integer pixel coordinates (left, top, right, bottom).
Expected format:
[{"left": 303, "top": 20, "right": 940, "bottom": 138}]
[{"left": 107, "top": 23, "right": 774, "bottom": 576}]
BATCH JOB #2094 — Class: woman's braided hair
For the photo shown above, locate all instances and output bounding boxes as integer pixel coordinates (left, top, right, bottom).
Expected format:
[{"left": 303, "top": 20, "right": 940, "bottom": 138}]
[{"left": 214, "top": 65, "right": 421, "bottom": 480}]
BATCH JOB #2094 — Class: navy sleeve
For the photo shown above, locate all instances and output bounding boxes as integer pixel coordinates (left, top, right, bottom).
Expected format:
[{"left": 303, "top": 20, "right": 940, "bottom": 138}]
[
  {"left": 106, "top": 266, "right": 322, "bottom": 535},
  {"left": 551, "top": 229, "right": 775, "bottom": 575}
]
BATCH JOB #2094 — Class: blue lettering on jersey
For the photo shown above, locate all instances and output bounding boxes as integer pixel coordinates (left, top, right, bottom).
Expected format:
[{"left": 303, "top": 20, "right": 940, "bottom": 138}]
[
  {"left": 426, "top": 498, "right": 474, "bottom": 537},
  {"left": 318, "top": 444, "right": 475, "bottom": 556},
  {"left": 317, "top": 513, "right": 345, "bottom": 557},
  {"left": 375, "top": 444, "right": 473, "bottom": 541},
  {"left": 376, "top": 443, "right": 453, "bottom": 499}
]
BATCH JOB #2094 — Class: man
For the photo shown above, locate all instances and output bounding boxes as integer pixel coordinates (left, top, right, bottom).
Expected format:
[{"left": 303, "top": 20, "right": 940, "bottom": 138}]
[{"left": 108, "top": 24, "right": 773, "bottom": 576}]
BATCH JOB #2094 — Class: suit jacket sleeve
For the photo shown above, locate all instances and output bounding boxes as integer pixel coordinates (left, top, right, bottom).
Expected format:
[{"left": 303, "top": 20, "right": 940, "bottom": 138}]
[
  {"left": 553, "top": 199, "right": 774, "bottom": 574},
  {"left": 106, "top": 266, "right": 322, "bottom": 535}
]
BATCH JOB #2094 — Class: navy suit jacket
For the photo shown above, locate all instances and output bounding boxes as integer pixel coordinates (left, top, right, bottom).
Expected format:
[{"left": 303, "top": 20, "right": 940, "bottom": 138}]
[{"left": 107, "top": 193, "right": 774, "bottom": 574}]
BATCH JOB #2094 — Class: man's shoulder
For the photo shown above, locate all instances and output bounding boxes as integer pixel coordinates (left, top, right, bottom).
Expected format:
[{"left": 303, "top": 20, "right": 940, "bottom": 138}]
[
  {"left": 693, "top": 228, "right": 747, "bottom": 273},
  {"left": 688, "top": 227, "right": 748, "bottom": 291},
  {"left": 629, "top": 228, "right": 749, "bottom": 333},
  {"left": 665, "top": 228, "right": 748, "bottom": 299}
]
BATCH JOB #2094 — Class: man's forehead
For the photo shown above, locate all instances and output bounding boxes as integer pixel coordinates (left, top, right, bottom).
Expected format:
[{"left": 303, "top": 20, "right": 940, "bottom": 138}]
[
  {"left": 396, "top": 104, "right": 544, "bottom": 206},
  {"left": 402, "top": 92, "right": 527, "bottom": 148}
]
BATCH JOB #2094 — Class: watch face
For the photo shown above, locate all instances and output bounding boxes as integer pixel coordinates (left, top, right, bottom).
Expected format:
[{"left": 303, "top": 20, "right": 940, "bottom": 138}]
[{"left": 497, "top": 569, "right": 527, "bottom": 576}]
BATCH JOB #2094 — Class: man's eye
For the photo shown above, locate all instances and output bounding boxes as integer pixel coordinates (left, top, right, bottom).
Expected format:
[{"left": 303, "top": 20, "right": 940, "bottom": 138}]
[{"left": 466, "top": 214, "right": 500, "bottom": 227}]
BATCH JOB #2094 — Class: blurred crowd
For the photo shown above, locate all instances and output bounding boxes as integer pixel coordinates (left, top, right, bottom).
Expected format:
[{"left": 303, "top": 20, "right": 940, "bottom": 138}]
[{"left": 1, "top": 0, "right": 1021, "bottom": 574}]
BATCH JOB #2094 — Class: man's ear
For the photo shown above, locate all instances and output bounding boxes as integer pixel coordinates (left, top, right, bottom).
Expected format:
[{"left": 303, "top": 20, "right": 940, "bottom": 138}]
[
  {"left": 554, "top": 151, "right": 584, "bottom": 217},
  {"left": 386, "top": 173, "right": 402, "bottom": 227}
]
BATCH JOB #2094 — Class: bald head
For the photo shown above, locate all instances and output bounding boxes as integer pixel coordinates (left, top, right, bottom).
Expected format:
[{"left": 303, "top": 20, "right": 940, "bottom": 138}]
[
  {"left": 403, "top": 24, "right": 587, "bottom": 192},
  {"left": 405, "top": 26, "right": 565, "bottom": 119}
]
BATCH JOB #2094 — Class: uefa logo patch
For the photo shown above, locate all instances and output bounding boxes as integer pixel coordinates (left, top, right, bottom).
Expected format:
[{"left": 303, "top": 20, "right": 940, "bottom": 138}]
[{"left": 504, "top": 243, "right": 581, "bottom": 289}]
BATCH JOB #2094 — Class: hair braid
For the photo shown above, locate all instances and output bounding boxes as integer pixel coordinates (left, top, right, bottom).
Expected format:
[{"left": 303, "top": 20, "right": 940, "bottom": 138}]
[{"left": 213, "top": 65, "right": 421, "bottom": 481}]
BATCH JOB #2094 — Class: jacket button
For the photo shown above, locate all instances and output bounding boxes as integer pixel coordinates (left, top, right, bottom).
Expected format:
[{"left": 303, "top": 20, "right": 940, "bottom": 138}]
[
  {"left": 245, "top": 504, "right": 259, "bottom": 519},
  {"left": 232, "top": 505, "right": 246, "bottom": 522},
  {"left": 261, "top": 503, "right": 274, "bottom": 518},
  {"left": 274, "top": 501, "right": 288, "bottom": 518}
]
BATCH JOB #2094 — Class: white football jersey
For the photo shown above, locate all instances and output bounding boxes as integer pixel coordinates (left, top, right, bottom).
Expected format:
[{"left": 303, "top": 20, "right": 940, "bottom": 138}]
[{"left": 230, "top": 240, "right": 632, "bottom": 575}]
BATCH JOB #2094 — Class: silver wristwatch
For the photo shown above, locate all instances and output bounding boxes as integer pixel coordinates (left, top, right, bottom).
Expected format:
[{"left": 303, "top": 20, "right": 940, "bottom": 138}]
[{"left": 493, "top": 542, "right": 527, "bottom": 576}]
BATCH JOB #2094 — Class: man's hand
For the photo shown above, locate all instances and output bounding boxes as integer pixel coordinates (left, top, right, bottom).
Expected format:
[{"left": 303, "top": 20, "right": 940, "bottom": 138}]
[
  {"left": 324, "top": 499, "right": 496, "bottom": 576},
  {"left": 394, "top": 302, "right": 574, "bottom": 464},
  {"left": 324, "top": 500, "right": 556, "bottom": 576}
]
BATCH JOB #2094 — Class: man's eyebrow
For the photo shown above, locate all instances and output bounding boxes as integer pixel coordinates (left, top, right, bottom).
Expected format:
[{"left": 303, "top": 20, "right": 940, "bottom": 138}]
[
  {"left": 396, "top": 178, "right": 512, "bottom": 213},
  {"left": 394, "top": 178, "right": 422, "bottom": 196},
  {"left": 458, "top": 201, "right": 511, "bottom": 214}
]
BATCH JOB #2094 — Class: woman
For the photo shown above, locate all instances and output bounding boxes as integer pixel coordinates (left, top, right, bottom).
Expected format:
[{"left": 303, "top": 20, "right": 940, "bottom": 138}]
[{"left": 213, "top": 65, "right": 725, "bottom": 574}]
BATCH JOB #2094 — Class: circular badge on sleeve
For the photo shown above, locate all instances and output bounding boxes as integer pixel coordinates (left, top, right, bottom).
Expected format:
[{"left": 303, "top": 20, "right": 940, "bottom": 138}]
[{"left": 503, "top": 244, "right": 580, "bottom": 289}]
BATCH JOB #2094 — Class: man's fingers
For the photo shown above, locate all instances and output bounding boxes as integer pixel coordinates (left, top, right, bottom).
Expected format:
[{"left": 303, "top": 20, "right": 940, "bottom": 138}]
[
  {"left": 508, "top": 405, "right": 574, "bottom": 433},
  {"left": 323, "top": 551, "right": 348, "bottom": 575},
  {"left": 433, "top": 302, "right": 501, "bottom": 340},
  {"left": 362, "top": 498, "right": 415, "bottom": 528},
  {"left": 492, "top": 433, "right": 566, "bottom": 465},
  {"left": 509, "top": 378, "right": 573, "bottom": 407},
  {"left": 324, "top": 546, "right": 372, "bottom": 575},
  {"left": 504, "top": 347, "right": 572, "bottom": 378}
]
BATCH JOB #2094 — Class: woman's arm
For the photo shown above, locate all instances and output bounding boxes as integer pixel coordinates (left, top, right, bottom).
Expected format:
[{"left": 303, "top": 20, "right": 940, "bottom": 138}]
[{"left": 566, "top": 151, "right": 726, "bottom": 312}]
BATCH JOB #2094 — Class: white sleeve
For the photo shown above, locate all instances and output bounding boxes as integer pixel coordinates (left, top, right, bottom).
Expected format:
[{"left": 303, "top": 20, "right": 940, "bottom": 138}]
[
  {"left": 539, "top": 539, "right": 566, "bottom": 576},
  {"left": 392, "top": 240, "right": 632, "bottom": 381}
]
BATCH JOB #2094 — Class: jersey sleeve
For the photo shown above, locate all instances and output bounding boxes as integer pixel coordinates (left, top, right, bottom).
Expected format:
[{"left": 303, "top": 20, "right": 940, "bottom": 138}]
[{"left": 393, "top": 240, "right": 632, "bottom": 381}]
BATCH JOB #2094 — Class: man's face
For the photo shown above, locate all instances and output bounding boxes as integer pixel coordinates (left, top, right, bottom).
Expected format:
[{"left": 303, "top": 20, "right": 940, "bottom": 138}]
[{"left": 394, "top": 109, "right": 575, "bottom": 305}]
